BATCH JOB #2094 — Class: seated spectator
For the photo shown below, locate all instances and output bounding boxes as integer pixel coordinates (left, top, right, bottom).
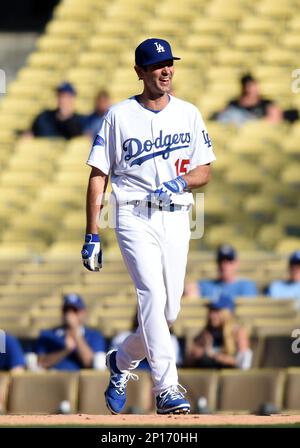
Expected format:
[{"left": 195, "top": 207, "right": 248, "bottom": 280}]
[
  {"left": 83, "top": 89, "right": 111, "bottom": 139},
  {"left": 0, "top": 332, "right": 25, "bottom": 372},
  {"left": 35, "top": 294, "right": 106, "bottom": 371},
  {"left": 185, "top": 294, "right": 252, "bottom": 369},
  {"left": 31, "top": 82, "right": 85, "bottom": 139},
  {"left": 214, "top": 73, "right": 282, "bottom": 126},
  {"left": 110, "top": 312, "right": 183, "bottom": 369},
  {"left": 184, "top": 244, "right": 258, "bottom": 300},
  {"left": 266, "top": 250, "right": 300, "bottom": 308}
]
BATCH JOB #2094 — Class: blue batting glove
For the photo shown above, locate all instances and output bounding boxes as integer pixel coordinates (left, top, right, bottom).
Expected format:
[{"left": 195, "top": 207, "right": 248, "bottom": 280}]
[
  {"left": 81, "top": 234, "right": 102, "bottom": 271},
  {"left": 152, "top": 176, "right": 187, "bottom": 206}
]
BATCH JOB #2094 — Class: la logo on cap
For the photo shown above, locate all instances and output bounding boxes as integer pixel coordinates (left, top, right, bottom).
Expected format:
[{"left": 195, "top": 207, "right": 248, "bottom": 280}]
[{"left": 154, "top": 42, "right": 165, "bottom": 53}]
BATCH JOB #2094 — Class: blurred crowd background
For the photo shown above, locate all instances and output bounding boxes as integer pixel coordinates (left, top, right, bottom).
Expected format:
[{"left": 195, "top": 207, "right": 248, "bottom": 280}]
[{"left": 0, "top": 0, "right": 300, "bottom": 415}]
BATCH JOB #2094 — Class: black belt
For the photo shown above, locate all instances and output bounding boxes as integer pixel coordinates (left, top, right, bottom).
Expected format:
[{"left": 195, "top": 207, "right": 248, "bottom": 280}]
[{"left": 146, "top": 201, "right": 175, "bottom": 212}]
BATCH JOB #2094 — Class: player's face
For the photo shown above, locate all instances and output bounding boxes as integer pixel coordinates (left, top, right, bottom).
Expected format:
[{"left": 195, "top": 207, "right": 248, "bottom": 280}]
[{"left": 139, "top": 60, "right": 174, "bottom": 97}]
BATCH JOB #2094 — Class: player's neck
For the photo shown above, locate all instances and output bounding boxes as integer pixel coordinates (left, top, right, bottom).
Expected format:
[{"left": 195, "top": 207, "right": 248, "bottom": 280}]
[{"left": 137, "top": 92, "right": 170, "bottom": 111}]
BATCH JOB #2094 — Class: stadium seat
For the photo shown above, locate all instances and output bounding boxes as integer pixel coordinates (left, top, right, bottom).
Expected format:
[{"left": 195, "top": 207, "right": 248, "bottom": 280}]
[
  {"left": 257, "top": 224, "right": 284, "bottom": 250},
  {"left": 256, "top": 2, "right": 294, "bottom": 19},
  {"left": 177, "top": 369, "right": 218, "bottom": 412},
  {"left": 239, "top": 17, "right": 282, "bottom": 34},
  {"left": 8, "top": 372, "right": 78, "bottom": 414},
  {"left": 276, "top": 237, "right": 300, "bottom": 254},
  {"left": 252, "top": 318, "right": 300, "bottom": 337},
  {"left": 0, "top": 373, "right": 10, "bottom": 414},
  {"left": 218, "top": 369, "right": 285, "bottom": 412},
  {"left": 78, "top": 370, "right": 153, "bottom": 414},
  {"left": 259, "top": 336, "right": 300, "bottom": 368},
  {"left": 284, "top": 368, "right": 300, "bottom": 412}
]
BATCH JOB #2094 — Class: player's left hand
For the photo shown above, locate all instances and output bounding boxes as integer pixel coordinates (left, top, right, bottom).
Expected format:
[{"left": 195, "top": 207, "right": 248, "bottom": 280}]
[
  {"left": 152, "top": 176, "right": 187, "bottom": 206},
  {"left": 81, "top": 234, "right": 102, "bottom": 271}
]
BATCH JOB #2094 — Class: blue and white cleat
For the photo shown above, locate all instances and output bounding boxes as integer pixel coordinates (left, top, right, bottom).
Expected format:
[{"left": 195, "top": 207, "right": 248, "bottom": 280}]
[
  {"left": 104, "top": 349, "right": 138, "bottom": 415},
  {"left": 156, "top": 385, "right": 190, "bottom": 415}
]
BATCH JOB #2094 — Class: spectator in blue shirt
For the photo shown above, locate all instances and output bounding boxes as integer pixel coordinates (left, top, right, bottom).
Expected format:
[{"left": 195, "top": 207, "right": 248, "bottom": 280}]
[
  {"left": 83, "top": 89, "right": 111, "bottom": 139},
  {"left": 36, "top": 294, "right": 106, "bottom": 371},
  {"left": 184, "top": 244, "right": 258, "bottom": 301},
  {"left": 31, "top": 82, "right": 86, "bottom": 139},
  {"left": 266, "top": 250, "right": 300, "bottom": 308},
  {"left": 0, "top": 332, "right": 25, "bottom": 372}
]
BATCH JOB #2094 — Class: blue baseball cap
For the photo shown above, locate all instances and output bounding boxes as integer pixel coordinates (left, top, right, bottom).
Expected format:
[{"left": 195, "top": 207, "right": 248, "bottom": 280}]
[
  {"left": 63, "top": 293, "right": 86, "bottom": 310},
  {"left": 217, "top": 244, "right": 237, "bottom": 262},
  {"left": 289, "top": 250, "right": 300, "bottom": 265},
  {"left": 56, "top": 81, "right": 76, "bottom": 95},
  {"left": 135, "top": 38, "right": 181, "bottom": 67},
  {"left": 208, "top": 294, "right": 235, "bottom": 312}
]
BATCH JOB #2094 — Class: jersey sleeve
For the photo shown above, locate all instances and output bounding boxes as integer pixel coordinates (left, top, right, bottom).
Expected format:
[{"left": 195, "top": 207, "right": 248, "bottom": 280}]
[
  {"left": 189, "top": 108, "right": 216, "bottom": 169},
  {"left": 86, "top": 114, "right": 115, "bottom": 175}
]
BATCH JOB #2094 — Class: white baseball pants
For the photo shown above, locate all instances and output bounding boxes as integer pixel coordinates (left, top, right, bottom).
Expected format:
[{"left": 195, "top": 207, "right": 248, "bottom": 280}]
[{"left": 114, "top": 203, "right": 190, "bottom": 395}]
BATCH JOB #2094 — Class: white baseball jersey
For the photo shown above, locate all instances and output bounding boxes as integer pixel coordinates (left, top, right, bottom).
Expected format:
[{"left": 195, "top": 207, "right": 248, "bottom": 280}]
[
  {"left": 86, "top": 94, "right": 216, "bottom": 395},
  {"left": 87, "top": 95, "right": 216, "bottom": 204}
]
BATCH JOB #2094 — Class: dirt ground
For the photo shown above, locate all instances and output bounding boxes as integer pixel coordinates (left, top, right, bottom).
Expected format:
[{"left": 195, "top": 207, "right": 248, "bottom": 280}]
[{"left": 0, "top": 414, "right": 300, "bottom": 426}]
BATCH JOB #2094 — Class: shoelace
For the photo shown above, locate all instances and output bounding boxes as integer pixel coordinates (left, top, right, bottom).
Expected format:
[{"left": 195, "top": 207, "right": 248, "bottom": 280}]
[
  {"left": 158, "top": 384, "right": 187, "bottom": 405},
  {"left": 111, "top": 372, "right": 139, "bottom": 395}
]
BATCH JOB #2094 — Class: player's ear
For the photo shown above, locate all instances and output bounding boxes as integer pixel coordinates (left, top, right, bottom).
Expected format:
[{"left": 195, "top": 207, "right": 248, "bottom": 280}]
[{"left": 134, "top": 65, "right": 144, "bottom": 80}]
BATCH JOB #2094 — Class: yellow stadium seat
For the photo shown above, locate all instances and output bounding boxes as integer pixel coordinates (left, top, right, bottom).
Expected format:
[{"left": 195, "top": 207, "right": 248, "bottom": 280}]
[
  {"left": 283, "top": 135, "right": 300, "bottom": 156},
  {"left": 238, "top": 121, "right": 286, "bottom": 144},
  {"left": 218, "top": 369, "right": 285, "bottom": 412},
  {"left": 281, "top": 164, "right": 300, "bottom": 186},
  {"left": 18, "top": 67, "right": 62, "bottom": 85},
  {"left": 45, "top": 242, "right": 81, "bottom": 258},
  {"left": 262, "top": 48, "right": 296, "bottom": 66},
  {"left": 234, "top": 33, "right": 271, "bottom": 51},
  {"left": 257, "top": 224, "right": 285, "bottom": 250},
  {"left": 0, "top": 373, "right": 10, "bottom": 414},
  {"left": 66, "top": 67, "right": 107, "bottom": 85},
  {"left": 46, "top": 20, "right": 91, "bottom": 38},
  {"left": 0, "top": 172, "right": 46, "bottom": 187},
  {"left": 287, "top": 15, "right": 300, "bottom": 31},
  {"left": 244, "top": 195, "right": 277, "bottom": 219},
  {"left": 155, "top": 4, "right": 195, "bottom": 21},
  {"left": 253, "top": 319, "right": 300, "bottom": 336},
  {"left": 36, "top": 35, "right": 81, "bottom": 53},
  {"left": 256, "top": 2, "right": 294, "bottom": 19},
  {"left": 186, "top": 35, "right": 223, "bottom": 51},
  {"left": 224, "top": 162, "right": 265, "bottom": 189},
  {"left": 276, "top": 237, "right": 300, "bottom": 254},
  {"left": 214, "top": 49, "right": 257, "bottom": 67},
  {"left": 77, "top": 52, "right": 116, "bottom": 69},
  {"left": 28, "top": 52, "right": 72, "bottom": 70},
  {"left": 146, "top": 19, "right": 186, "bottom": 37},
  {"left": 192, "top": 17, "right": 232, "bottom": 35},
  {"left": 8, "top": 372, "right": 78, "bottom": 414},
  {"left": 284, "top": 368, "right": 300, "bottom": 412},
  {"left": 240, "top": 17, "right": 283, "bottom": 34}
]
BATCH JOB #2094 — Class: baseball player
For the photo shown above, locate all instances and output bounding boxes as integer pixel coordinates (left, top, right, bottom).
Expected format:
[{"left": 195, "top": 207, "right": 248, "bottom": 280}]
[{"left": 81, "top": 38, "right": 216, "bottom": 415}]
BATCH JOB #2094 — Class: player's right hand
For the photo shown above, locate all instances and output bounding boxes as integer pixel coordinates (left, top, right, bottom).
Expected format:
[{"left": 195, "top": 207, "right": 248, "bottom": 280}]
[
  {"left": 152, "top": 176, "right": 188, "bottom": 206},
  {"left": 81, "top": 234, "right": 102, "bottom": 271}
]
